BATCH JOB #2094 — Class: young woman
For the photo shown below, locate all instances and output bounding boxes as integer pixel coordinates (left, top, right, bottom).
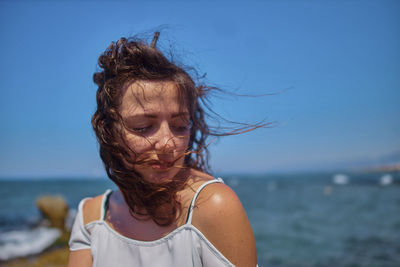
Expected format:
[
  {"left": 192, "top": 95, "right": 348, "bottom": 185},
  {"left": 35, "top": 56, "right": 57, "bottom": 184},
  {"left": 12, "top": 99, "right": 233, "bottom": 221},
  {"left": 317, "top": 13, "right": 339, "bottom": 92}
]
[{"left": 68, "top": 33, "right": 258, "bottom": 267}]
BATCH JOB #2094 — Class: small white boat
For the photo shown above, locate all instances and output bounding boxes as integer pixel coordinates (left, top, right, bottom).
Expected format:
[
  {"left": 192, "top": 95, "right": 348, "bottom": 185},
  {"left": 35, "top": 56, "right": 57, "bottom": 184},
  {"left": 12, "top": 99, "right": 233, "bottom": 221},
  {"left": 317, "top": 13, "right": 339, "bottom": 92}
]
[
  {"left": 379, "top": 174, "right": 393, "bottom": 186},
  {"left": 332, "top": 174, "right": 349, "bottom": 185}
]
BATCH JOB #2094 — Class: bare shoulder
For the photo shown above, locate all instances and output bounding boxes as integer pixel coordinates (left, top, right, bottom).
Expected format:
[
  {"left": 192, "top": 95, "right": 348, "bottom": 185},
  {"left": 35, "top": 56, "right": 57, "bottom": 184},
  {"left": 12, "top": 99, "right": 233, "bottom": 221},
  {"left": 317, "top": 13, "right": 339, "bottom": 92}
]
[
  {"left": 191, "top": 182, "right": 257, "bottom": 267},
  {"left": 82, "top": 194, "right": 103, "bottom": 225},
  {"left": 191, "top": 182, "right": 245, "bottom": 225}
]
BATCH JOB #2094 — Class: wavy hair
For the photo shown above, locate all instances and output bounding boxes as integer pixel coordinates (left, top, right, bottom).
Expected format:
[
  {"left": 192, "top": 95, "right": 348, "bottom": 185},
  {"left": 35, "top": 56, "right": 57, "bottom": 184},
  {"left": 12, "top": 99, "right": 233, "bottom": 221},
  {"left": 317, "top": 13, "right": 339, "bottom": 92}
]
[{"left": 92, "top": 33, "right": 266, "bottom": 226}]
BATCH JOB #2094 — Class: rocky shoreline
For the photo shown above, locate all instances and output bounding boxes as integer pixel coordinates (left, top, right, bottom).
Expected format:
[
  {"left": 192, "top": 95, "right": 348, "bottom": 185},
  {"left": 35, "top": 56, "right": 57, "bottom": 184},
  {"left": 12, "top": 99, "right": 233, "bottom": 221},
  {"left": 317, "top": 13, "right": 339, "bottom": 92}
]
[
  {"left": 1, "top": 246, "right": 69, "bottom": 267},
  {"left": 1, "top": 195, "right": 71, "bottom": 266}
]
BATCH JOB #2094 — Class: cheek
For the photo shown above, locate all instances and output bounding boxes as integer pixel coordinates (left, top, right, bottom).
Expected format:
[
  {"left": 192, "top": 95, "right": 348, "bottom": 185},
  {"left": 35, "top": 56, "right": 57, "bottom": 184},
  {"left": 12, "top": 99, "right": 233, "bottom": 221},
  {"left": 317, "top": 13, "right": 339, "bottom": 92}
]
[
  {"left": 176, "top": 134, "right": 190, "bottom": 150},
  {"left": 123, "top": 133, "right": 152, "bottom": 155}
]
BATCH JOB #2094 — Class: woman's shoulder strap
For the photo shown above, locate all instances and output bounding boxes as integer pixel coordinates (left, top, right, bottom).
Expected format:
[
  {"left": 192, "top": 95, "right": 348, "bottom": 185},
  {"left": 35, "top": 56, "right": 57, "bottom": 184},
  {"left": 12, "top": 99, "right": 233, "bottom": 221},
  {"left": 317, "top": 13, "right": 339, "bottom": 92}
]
[
  {"left": 100, "top": 189, "right": 113, "bottom": 221},
  {"left": 186, "top": 177, "right": 224, "bottom": 224}
]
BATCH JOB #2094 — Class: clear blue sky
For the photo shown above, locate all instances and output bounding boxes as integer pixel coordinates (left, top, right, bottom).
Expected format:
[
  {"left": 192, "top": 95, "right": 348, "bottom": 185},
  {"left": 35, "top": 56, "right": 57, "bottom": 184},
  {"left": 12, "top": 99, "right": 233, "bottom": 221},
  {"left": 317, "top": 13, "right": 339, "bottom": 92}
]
[{"left": 0, "top": 0, "right": 399, "bottom": 177}]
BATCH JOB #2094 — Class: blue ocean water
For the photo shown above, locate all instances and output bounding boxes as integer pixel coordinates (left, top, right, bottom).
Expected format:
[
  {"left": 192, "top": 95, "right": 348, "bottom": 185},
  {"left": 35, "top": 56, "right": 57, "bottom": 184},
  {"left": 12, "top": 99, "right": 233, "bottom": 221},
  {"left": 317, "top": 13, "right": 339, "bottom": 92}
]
[{"left": 0, "top": 172, "right": 399, "bottom": 266}]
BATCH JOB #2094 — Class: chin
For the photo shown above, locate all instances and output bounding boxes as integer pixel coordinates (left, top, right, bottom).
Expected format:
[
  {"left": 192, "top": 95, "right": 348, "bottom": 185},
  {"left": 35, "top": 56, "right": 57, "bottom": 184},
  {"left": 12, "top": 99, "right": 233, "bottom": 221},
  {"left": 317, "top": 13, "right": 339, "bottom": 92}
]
[{"left": 139, "top": 167, "right": 182, "bottom": 184}]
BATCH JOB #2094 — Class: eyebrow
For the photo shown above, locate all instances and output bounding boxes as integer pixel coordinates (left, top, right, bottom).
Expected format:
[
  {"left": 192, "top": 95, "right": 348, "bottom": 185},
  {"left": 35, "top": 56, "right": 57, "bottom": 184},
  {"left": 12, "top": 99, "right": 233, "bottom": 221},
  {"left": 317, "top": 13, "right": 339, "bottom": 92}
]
[
  {"left": 172, "top": 112, "right": 190, "bottom": 118},
  {"left": 125, "top": 112, "right": 189, "bottom": 120}
]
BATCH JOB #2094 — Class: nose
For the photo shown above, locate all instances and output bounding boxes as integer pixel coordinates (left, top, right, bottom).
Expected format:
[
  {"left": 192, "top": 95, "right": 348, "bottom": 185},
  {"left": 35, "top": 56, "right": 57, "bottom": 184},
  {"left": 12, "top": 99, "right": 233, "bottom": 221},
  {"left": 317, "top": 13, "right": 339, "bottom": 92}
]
[{"left": 154, "top": 122, "right": 176, "bottom": 153}]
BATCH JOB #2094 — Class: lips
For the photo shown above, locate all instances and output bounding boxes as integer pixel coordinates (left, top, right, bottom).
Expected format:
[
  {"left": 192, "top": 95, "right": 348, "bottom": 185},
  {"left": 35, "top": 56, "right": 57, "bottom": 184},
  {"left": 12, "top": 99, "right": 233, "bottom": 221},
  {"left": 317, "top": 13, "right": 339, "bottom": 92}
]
[{"left": 147, "top": 160, "right": 174, "bottom": 170}]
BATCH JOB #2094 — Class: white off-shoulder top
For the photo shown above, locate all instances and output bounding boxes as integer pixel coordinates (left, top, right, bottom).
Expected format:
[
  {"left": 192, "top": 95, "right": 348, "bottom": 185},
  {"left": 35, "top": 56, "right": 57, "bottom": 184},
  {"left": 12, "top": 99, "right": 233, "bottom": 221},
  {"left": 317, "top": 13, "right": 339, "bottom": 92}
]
[{"left": 69, "top": 178, "right": 241, "bottom": 267}]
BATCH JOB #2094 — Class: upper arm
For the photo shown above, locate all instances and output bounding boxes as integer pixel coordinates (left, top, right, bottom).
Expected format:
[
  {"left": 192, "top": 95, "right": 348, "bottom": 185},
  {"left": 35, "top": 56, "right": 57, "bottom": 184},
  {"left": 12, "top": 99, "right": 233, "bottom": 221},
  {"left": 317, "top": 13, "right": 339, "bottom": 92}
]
[
  {"left": 192, "top": 183, "right": 257, "bottom": 267},
  {"left": 68, "top": 195, "right": 102, "bottom": 267},
  {"left": 68, "top": 249, "right": 92, "bottom": 267}
]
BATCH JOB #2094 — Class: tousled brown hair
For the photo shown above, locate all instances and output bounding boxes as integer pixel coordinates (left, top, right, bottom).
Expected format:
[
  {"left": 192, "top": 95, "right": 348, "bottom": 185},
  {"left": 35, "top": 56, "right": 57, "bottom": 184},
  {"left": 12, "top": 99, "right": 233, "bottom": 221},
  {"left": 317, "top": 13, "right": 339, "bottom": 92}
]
[{"left": 92, "top": 33, "right": 266, "bottom": 226}]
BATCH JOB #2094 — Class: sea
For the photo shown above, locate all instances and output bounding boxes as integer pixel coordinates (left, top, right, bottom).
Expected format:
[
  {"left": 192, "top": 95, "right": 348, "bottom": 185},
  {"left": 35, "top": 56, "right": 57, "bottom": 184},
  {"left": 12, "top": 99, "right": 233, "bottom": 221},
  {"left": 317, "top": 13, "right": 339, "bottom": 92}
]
[{"left": 0, "top": 171, "right": 399, "bottom": 267}]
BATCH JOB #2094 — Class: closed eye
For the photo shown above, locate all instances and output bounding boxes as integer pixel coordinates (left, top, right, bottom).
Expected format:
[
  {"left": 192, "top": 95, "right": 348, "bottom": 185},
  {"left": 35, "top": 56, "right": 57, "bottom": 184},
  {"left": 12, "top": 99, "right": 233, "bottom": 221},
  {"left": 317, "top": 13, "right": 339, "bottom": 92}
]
[
  {"left": 130, "top": 126, "right": 153, "bottom": 133},
  {"left": 172, "top": 125, "right": 190, "bottom": 132},
  {"left": 171, "top": 122, "right": 191, "bottom": 133}
]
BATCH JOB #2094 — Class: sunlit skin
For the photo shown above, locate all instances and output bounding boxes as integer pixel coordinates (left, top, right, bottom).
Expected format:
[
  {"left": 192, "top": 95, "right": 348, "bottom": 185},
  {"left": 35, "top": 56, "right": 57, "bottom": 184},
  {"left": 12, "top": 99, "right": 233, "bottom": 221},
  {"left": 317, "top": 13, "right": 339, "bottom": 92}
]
[{"left": 118, "top": 80, "right": 191, "bottom": 183}]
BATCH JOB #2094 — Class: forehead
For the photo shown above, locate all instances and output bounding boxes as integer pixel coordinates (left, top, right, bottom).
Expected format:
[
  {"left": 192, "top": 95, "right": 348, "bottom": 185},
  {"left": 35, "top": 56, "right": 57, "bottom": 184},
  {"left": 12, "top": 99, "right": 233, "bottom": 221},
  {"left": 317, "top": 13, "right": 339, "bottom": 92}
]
[{"left": 119, "top": 80, "right": 187, "bottom": 116}]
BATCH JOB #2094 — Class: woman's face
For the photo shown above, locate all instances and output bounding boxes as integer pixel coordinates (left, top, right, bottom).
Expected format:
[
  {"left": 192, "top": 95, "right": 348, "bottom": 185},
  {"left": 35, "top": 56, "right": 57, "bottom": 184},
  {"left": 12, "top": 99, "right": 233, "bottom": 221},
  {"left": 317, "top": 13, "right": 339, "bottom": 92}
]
[{"left": 118, "top": 80, "right": 191, "bottom": 183}]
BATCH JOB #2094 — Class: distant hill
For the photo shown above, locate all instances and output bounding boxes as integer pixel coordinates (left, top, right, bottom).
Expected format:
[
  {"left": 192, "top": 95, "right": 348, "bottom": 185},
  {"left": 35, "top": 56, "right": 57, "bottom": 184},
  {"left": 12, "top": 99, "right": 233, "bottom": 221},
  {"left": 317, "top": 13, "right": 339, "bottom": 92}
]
[
  {"left": 311, "top": 151, "right": 400, "bottom": 172},
  {"left": 342, "top": 150, "right": 400, "bottom": 172}
]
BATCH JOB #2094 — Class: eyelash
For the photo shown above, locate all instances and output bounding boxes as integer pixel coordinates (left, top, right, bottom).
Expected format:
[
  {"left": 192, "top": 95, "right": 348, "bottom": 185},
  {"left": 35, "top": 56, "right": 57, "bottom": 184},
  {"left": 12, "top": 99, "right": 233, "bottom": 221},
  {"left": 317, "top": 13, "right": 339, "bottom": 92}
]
[
  {"left": 130, "top": 124, "right": 190, "bottom": 134},
  {"left": 173, "top": 125, "right": 190, "bottom": 132},
  {"left": 132, "top": 127, "right": 151, "bottom": 133}
]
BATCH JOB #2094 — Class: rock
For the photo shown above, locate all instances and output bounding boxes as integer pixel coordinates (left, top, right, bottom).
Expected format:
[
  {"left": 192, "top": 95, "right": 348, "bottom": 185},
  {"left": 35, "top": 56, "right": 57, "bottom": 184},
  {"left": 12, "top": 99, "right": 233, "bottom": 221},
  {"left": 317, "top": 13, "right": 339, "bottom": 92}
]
[{"left": 36, "top": 196, "right": 68, "bottom": 231}]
